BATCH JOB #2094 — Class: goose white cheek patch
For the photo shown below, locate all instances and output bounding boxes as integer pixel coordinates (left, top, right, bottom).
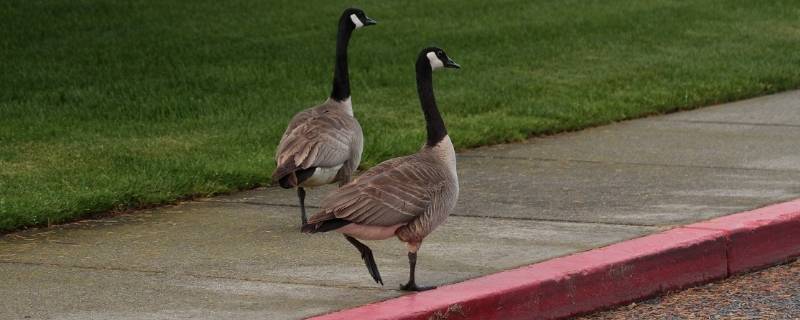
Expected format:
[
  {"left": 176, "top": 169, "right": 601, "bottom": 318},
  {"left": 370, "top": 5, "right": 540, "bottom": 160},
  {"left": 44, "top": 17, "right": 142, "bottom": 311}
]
[
  {"left": 350, "top": 14, "right": 364, "bottom": 29},
  {"left": 426, "top": 52, "right": 444, "bottom": 70}
]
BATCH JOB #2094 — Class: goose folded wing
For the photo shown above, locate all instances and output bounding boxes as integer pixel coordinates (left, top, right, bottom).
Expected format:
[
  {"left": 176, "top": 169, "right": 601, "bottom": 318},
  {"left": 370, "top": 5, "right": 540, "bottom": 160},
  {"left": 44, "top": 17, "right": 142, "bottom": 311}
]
[
  {"left": 274, "top": 112, "right": 356, "bottom": 178},
  {"left": 315, "top": 157, "right": 446, "bottom": 226}
]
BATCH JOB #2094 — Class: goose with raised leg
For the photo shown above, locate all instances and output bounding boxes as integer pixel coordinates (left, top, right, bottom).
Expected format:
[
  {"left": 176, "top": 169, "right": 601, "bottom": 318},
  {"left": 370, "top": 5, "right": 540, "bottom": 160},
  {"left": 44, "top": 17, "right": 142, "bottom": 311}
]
[{"left": 302, "top": 47, "right": 461, "bottom": 291}]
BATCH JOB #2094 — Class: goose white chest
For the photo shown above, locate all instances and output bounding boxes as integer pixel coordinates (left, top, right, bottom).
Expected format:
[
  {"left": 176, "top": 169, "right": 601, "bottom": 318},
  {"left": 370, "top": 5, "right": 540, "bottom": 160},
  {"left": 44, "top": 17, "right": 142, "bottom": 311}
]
[
  {"left": 433, "top": 135, "right": 458, "bottom": 181},
  {"left": 300, "top": 164, "right": 343, "bottom": 187}
]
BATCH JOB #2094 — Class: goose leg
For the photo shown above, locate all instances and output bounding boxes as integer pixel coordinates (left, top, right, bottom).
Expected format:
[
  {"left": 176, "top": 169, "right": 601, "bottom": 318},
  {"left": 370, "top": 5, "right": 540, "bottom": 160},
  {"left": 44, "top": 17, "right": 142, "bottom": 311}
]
[
  {"left": 345, "top": 235, "right": 383, "bottom": 285},
  {"left": 400, "top": 242, "right": 435, "bottom": 291},
  {"left": 297, "top": 187, "right": 307, "bottom": 225}
]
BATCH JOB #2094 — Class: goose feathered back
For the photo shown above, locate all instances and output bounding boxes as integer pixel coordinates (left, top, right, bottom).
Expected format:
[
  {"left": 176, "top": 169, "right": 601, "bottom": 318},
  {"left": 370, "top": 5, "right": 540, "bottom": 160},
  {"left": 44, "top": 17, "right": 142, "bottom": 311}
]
[
  {"left": 308, "top": 136, "right": 458, "bottom": 242},
  {"left": 272, "top": 98, "right": 363, "bottom": 185}
]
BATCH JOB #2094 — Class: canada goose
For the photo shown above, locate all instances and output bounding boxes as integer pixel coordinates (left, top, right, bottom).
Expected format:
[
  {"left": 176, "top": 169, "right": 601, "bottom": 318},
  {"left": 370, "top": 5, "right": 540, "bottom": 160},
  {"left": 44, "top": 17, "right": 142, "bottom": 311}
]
[
  {"left": 302, "top": 47, "right": 461, "bottom": 291},
  {"left": 272, "top": 8, "right": 376, "bottom": 225}
]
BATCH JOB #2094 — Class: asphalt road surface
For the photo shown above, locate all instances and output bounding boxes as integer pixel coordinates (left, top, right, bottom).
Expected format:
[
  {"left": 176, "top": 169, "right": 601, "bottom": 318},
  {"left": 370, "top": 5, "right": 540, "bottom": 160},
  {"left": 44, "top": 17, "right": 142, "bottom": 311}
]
[{"left": 581, "top": 258, "right": 800, "bottom": 319}]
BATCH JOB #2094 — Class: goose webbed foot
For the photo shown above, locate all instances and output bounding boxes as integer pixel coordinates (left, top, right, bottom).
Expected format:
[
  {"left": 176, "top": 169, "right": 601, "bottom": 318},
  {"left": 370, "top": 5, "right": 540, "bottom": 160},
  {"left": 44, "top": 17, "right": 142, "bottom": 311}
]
[
  {"left": 400, "top": 250, "right": 435, "bottom": 291},
  {"left": 399, "top": 282, "right": 436, "bottom": 292},
  {"left": 345, "top": 235, "right": 383, "bottom": 285}
]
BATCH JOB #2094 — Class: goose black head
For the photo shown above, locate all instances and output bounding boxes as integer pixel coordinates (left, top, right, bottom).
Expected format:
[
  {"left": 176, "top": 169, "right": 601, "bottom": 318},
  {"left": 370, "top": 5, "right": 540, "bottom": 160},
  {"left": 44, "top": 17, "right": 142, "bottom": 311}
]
[
  {"left": 342, "top": 8, "right": 377, "bottom": 29},
  {"left": 421, "top": 47, "right": 461, "bottom": 71}
]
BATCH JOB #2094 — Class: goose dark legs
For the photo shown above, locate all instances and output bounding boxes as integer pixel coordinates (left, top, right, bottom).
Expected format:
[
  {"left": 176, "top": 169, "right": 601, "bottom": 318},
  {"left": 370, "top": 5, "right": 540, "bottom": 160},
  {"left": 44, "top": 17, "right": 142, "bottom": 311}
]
[
  {"left": 400, "top": 252, "right": 435, "bottom": 291},
  {"left": 298, "top": 187, "right": 307, "bottom": 225},
  {"left": 345, "top": 235, "right": 383, "bottom": 285},
  {"left": 400, "top": 242, "right": 435, "bottom": 291}
]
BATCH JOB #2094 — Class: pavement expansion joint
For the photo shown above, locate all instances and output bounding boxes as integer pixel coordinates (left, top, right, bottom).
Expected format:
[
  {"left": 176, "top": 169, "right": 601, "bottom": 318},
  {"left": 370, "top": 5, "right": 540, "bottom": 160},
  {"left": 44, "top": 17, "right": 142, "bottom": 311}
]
[
  {"left": 656, "top": 119, "right": 800, "bottom": 129},
  {"left": 447, "top": 213, "right": 661, "bottom": 228},
  {"left": 193, "top": 200, "right": 661, "bottom": 228},
  {"left": 682, "top": 225, "right": 735, "bottom": 278},
  {"left": 0, "top": 260, "right": 164, "bottom": 275},
  {"left": 0, "top": 260, "right": 391, "bottom": 292},
  {"left": 458, "top": 154, "right": 800, "bottom": 173},
  {"left": 196, "top": 199, "right": 322, "bottom": 209},
  {"left": 181, "top": 273, "right": 391, "bottom": 292}
]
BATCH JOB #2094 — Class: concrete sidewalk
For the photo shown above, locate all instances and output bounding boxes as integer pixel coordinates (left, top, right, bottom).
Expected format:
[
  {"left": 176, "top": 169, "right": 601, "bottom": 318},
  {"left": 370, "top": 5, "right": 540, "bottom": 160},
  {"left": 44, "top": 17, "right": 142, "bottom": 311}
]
[{"left": 2, "top": 91, "right": 799, "bottom": 320}]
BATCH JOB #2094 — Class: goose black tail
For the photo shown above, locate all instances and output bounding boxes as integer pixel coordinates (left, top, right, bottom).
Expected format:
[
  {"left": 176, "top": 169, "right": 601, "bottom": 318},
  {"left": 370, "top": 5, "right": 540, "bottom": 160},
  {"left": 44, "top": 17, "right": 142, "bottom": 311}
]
[
  {"left": 301, "top": 218, "right": 352, "bottom": 233},
  {"left": 277, "top": 167, "right": 317, "bottom": 189}
]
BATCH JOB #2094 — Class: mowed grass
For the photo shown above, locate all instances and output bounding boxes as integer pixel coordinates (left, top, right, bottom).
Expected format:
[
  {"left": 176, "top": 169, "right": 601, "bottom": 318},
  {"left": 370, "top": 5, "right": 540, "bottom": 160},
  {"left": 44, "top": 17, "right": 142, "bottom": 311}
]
[{"left": 1, "top": 0, "right": 799, "bottom": 231}]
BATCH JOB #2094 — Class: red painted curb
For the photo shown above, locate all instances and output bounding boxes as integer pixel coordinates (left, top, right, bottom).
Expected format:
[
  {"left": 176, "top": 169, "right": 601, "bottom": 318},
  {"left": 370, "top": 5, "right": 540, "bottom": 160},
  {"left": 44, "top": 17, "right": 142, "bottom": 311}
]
[
  {"left": 688, "top": 199, "right": 800, "bottom": 274},
  {"left": 308, "top": 199, "right": 800, "bottom": 320}
]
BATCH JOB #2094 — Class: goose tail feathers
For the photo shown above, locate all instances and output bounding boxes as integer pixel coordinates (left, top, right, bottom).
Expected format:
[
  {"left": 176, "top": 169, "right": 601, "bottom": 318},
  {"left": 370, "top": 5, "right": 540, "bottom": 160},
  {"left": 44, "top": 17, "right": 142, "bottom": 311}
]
[{"left": 301, "top": 218, "right": 352, "bottom": 233}]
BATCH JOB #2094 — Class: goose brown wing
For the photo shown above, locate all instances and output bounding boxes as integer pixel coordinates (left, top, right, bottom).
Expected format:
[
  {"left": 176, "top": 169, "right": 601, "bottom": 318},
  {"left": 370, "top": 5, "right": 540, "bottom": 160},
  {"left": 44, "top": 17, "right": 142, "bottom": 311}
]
[
  {"left": 311, "top": 154, "right": 447, "bottom": 226},
  {"left": 272, "top": 108, "right": 359, "bottom": 180}
]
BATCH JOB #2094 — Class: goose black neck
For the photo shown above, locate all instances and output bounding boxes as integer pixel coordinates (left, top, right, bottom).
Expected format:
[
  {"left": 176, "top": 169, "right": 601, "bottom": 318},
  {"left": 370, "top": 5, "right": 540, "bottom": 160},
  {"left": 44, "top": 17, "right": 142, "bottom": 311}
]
[
  {"left": 330, "top": 17, "right": 355, "bottom": 102},
  {"left": 416, "top": 57, "right": 447, "bottom": 146}
]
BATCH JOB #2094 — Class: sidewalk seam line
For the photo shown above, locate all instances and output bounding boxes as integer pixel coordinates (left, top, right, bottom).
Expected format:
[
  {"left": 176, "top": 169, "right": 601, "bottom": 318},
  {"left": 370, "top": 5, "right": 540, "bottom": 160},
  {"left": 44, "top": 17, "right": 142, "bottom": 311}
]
[
  {"left": 181, "top": 273, "right": 394, "bottom": 292},
  {"left": 0, "top": 260, "right": 396, "bottom": 292},
  {"left": 657, "top": 119, "right": 800, "bottom": 129},
  {"left": 723, "top": 232, "right": 733, "bottom": 277},
  {"left": 0, "top": 260, "right": 164, "bottom": 275},
  {"left": 459, "top": 154, "right": 800, "bottom": 173},
  {"left": 194, "top": 199, "right": 661, "bottom": 228}
]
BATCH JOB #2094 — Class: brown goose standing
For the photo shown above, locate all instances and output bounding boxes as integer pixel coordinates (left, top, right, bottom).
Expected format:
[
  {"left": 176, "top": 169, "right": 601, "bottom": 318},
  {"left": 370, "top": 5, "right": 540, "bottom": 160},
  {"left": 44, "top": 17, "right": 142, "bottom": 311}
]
[
  {"left": 272, "top": 8, "right": 376, "bottom": 225},
  {"left": 302, "top": 47, "right": 461, "bottom": 291}
]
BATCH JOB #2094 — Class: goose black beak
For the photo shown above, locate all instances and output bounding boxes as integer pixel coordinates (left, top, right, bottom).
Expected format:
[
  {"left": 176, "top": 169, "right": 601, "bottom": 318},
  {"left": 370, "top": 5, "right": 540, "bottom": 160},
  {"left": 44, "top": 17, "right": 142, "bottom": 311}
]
[
  {"left": 364, "top": 17, "right": 378, "bottom": 26},
  {"left": 444, "top": 58, "right": 461, "bottom": 69}
]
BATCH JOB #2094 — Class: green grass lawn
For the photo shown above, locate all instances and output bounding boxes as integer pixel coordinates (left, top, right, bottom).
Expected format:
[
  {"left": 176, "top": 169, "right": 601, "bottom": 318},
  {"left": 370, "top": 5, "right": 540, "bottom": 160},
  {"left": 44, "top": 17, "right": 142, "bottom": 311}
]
[{"left": 1, "top": 0, "right": 799, "bottom": 232}]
